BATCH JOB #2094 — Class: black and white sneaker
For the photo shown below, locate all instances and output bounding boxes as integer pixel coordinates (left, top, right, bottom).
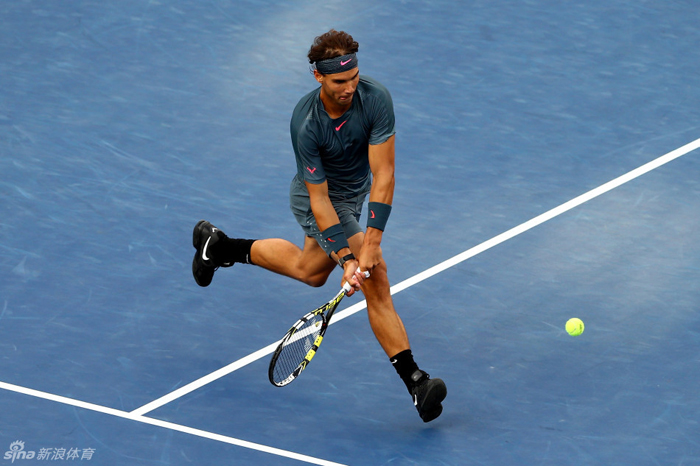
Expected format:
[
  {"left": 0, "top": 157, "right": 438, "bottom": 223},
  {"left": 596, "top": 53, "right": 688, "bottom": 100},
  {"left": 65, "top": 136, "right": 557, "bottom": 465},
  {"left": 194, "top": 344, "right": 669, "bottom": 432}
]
[
  {"left": 410, "top": 370, "right": 447, "bottom": 423},
  {"left": 191, "top": 220, "right": 231, "bottom": 287}
]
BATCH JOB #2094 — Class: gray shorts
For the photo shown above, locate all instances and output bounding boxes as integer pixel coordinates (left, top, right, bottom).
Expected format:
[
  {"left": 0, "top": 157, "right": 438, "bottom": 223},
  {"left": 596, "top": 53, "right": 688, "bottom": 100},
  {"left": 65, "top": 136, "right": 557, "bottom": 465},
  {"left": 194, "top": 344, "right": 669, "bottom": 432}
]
[{"left": 289, "top": 175, "right": 369, "bottom": 255}]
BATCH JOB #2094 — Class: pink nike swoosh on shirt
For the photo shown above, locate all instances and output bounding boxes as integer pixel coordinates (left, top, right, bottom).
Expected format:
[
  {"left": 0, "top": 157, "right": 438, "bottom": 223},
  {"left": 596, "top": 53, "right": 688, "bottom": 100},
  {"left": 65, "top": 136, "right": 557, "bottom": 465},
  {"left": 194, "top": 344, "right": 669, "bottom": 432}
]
[
  {"left": 306, "top": 166, "right": 317, "bottom": 174},
  {"left": 335, "top": 120, "right": 348, "bottom": 131}
]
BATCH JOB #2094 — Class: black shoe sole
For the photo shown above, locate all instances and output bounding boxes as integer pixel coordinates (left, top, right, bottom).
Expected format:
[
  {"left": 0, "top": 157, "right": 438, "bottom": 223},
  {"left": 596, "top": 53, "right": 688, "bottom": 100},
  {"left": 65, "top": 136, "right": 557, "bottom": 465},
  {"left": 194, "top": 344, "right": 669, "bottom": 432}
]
[
  {"left": 417, "top": 378, "right": 447, "bottom": 423},
  {"left": 192, "top": 220, "right": 215, "bottom": 287},
  {"left": 193, "top": 220, "right": 207, "bottom": 249}
]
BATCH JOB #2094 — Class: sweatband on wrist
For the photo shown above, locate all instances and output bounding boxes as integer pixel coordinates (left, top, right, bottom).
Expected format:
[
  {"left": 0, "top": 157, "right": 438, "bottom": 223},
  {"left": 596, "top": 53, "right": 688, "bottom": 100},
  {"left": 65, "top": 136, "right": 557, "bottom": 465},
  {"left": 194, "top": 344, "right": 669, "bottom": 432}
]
[
  {"left": 320, "top": 223, "right": 350, "bottom": 255},
  {"left": 366, "top": 202, "right": 392, "bottom": 231}
]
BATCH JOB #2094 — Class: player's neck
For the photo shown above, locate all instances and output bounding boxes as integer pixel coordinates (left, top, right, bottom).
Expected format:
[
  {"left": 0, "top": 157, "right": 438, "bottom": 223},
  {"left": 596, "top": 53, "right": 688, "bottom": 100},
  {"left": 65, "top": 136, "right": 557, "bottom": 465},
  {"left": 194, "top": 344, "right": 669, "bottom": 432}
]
[{"left": 319, "top": 91, "right": 351, "bottom": 119}]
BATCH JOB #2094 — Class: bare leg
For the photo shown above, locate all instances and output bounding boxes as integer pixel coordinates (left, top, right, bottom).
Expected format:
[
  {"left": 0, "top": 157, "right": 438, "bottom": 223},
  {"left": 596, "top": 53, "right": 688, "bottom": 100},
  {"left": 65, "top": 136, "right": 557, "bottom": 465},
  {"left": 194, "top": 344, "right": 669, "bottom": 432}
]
[
  {"left": 249, "top": 236, "right": 337, "bottom": 287},
  {"left": 348, "top": 233, "right": 410, "bottom": 357},
  {"left": 249, "top": 232, "right": 410, "bottom": 355}
]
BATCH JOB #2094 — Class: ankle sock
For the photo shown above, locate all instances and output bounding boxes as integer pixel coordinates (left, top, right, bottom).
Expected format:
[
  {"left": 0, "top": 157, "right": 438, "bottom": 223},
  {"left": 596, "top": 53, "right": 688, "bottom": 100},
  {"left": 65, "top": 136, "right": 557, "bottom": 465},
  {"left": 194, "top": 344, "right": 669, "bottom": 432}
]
[
  {"left": 210, "top": 235, "right": 256, "bottom": 265},
  {"left": 390, "top": 349, "right": 421, "bottom": 393}
]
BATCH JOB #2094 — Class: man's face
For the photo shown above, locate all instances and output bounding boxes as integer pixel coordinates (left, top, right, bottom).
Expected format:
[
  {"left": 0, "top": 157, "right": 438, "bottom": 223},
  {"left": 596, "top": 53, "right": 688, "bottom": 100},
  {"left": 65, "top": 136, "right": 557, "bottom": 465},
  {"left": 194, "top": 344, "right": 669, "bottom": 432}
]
[{"left": 315, "top": 67, "right": 360, "bottom": 109}]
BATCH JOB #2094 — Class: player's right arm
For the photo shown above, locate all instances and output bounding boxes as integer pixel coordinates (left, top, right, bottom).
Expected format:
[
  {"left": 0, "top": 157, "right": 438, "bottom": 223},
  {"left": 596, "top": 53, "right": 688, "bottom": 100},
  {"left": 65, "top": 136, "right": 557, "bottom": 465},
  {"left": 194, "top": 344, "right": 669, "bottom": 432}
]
[{"left": 306, "top": 180, "right": 364, "bottom": 294}]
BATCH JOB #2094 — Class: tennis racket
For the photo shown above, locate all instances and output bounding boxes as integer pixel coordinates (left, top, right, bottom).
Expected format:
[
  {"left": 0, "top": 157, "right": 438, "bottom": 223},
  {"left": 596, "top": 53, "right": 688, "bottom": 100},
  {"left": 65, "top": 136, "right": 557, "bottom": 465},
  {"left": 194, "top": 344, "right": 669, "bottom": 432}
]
[{"left": 269, "top": 271, "right": 369, "bottom": 387}]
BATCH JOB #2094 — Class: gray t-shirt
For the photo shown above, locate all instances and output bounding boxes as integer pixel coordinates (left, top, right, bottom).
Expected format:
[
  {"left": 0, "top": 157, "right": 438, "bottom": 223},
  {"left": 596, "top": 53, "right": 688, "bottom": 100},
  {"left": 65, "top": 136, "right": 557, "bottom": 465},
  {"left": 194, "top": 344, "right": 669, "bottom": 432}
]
[{"left": 290, "top": 75, "right": 396, "bottom": 200}]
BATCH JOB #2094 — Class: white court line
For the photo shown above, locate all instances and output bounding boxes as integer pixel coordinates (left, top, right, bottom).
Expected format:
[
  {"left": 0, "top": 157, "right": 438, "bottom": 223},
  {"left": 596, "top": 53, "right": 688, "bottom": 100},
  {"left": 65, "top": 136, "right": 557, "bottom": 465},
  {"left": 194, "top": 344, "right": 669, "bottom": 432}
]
[
  {"left": 1, "top": 137, "right": 699, "bottom": 464},
  {"left": 0, "top": 380, "right": 347, "bottom": 466},
  {"left": 131, "top": 343, "right": 279, "bottom": 416},
  {"left": 131, "top": 136, "right": 700, "bottom": 417}
]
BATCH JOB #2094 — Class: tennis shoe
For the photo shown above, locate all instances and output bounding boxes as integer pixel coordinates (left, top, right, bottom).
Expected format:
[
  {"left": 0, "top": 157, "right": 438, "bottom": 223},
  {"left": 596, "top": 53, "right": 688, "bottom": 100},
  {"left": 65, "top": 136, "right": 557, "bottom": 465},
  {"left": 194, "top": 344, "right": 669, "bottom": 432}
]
[
  {"left": 410, "top": 370, "right": 447, "bottom": 423},
  {"left": 192, "top": 220, "right": 232, "bottom": 287}
]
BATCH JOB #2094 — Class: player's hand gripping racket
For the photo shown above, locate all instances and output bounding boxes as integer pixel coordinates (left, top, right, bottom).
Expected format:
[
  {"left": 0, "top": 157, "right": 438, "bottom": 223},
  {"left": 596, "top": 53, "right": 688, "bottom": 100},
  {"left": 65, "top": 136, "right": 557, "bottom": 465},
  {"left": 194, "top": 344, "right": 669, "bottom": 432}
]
[{"left": 269, "top": 270, "right": 370, "bottom": 387}]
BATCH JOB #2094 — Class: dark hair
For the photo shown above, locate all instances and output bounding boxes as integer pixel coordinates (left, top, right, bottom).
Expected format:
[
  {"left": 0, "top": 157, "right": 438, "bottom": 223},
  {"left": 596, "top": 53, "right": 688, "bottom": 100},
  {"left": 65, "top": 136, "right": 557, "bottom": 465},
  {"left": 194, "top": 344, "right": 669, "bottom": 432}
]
[{"left": 307, "top": 29, "right": 359, "bottom": 64}]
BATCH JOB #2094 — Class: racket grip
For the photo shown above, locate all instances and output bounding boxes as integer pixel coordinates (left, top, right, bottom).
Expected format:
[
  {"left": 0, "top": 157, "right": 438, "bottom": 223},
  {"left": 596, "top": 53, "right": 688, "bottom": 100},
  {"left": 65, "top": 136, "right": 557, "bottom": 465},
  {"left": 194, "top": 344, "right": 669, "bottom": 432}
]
[{"left": 342, "top": 269, "right": 370, "bottom": 292}]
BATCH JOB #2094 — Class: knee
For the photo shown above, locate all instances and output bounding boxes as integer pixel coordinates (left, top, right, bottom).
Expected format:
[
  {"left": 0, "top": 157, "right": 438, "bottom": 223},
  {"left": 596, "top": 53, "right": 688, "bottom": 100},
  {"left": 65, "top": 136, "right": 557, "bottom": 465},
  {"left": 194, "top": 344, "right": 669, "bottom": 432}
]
[
  {"left": 304, "top": 274, "right": 329, "bottom": 288},
  {"left": 298, "top": 267, "right": 331, "bottom": 287}
]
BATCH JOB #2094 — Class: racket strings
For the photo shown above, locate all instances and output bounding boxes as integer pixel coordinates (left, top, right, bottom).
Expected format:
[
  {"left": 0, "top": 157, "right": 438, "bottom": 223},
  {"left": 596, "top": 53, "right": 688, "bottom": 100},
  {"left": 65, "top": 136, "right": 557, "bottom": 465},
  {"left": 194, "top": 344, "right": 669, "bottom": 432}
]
[{"left": 271, "top": 313, "right": 324, "bottom": 384}]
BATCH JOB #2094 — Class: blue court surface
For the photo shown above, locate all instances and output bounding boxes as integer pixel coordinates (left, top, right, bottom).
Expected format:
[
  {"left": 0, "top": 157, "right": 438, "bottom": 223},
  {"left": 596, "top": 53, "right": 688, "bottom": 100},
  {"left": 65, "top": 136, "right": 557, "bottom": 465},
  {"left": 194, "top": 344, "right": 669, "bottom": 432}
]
[{"left": 2, "top": 1, "right": 700, "bottom": 465}]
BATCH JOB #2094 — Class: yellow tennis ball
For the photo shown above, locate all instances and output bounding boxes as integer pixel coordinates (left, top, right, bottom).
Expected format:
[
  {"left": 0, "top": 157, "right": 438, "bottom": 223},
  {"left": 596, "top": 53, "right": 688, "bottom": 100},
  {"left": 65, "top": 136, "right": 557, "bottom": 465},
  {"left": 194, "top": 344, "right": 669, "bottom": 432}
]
[{"left": 566, "top": 318, "right": 585, "bottom": 336}]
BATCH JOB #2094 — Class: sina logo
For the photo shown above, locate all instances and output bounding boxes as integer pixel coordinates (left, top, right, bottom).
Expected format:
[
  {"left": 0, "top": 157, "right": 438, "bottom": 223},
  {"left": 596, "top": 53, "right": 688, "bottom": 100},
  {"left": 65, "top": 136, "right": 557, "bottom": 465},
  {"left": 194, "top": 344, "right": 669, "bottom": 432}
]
[{"left": 3, "top": 441, "right": 35, "bottom": 463}]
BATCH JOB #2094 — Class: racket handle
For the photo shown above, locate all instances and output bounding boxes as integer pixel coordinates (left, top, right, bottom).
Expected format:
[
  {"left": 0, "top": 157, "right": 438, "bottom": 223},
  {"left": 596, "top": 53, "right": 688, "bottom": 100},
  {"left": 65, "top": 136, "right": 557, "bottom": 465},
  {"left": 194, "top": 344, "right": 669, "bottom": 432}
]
[{"left": 342, "top": 269, "right": 370, "bottom": 292}]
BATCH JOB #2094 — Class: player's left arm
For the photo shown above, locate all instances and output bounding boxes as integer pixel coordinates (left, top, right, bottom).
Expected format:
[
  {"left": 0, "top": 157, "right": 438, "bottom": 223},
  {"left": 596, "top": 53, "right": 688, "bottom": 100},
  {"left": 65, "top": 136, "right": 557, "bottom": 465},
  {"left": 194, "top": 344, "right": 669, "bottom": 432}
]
[{"left": 360, "top": 134, "right": 395, "bottom": 272}]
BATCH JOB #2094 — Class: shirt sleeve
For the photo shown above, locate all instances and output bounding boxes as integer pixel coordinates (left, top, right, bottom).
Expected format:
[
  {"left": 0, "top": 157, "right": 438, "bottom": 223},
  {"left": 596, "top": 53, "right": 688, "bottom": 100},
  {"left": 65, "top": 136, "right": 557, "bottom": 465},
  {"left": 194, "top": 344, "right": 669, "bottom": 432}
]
[
  {"left": 295, "top": 127, "right": 327, "bottom": 184},
  {"left": 367, "top": 85, "right": 396, "bottom": 146}
]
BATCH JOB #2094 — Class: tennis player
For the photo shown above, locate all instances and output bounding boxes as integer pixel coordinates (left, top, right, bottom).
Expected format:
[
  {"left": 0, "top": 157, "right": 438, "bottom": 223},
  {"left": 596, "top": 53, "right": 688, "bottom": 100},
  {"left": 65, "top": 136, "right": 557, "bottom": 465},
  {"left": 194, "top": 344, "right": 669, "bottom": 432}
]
[{"left": 192, "top": 29, "right": 446, "bottom": 422}]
